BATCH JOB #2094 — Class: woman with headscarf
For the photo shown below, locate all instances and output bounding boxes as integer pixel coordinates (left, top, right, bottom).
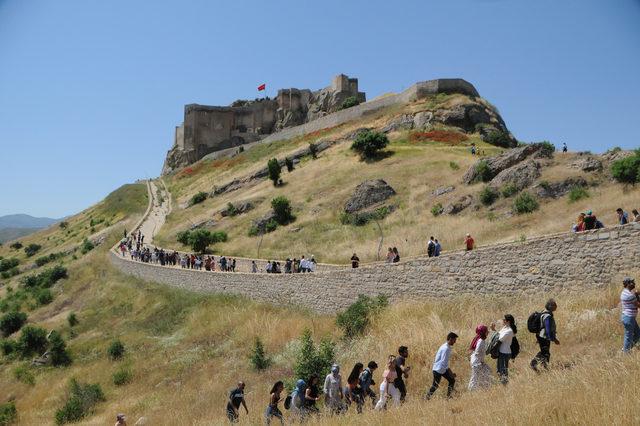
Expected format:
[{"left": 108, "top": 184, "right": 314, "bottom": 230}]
[
  {"left": 289, "top": 379, "right": 306, "bottom": 419},
  {"left": 323, "top": 364, "right": 344, "bottom": 414},
  {"left": 468, "top": 324, "right": 492, "bottom": 391}
]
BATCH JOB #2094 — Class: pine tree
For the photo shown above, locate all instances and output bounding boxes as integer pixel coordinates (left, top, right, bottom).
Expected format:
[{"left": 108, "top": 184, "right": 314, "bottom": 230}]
[
  {"left": 249, "top": 337, "right": 270, "bottom": 370},
  {"left": 294, "top": 329, "right": 316, "bottom": 379}
]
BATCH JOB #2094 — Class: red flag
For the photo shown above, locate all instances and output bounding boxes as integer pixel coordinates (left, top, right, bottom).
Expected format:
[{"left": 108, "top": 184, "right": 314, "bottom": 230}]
[{"left": 257, "top": 83, "right": 266, "bottom": 91}]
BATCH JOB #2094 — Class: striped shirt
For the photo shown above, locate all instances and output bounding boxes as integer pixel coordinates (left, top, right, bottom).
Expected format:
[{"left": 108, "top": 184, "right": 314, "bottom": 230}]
[{"left": 621, "top": 289, "right": 638, "bottom": 317}]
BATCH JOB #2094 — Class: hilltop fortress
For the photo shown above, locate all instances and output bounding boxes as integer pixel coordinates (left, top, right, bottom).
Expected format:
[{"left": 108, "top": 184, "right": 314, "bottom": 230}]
[{"left": 162, "top": 75, "right": 483, "bottom": 174}]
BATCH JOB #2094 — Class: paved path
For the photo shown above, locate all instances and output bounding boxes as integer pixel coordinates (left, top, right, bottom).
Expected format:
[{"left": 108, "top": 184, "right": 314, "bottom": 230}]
[{"left": 138, "top": 179, "right": 171, "bottom": 244}]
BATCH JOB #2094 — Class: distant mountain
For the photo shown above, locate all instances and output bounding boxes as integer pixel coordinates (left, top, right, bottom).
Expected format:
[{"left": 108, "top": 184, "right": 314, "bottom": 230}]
[
  {"left": 0, "top": 227, "right": 42, "bottom": 244},
  {"left": 0, "top": 214, "right": 59, "bottom": 229}
]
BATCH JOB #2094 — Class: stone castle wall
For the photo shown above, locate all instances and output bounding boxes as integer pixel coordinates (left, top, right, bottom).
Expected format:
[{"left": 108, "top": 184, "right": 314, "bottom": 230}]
[{"left": 111, "top": 223, "right": 640, "bottom": 314}]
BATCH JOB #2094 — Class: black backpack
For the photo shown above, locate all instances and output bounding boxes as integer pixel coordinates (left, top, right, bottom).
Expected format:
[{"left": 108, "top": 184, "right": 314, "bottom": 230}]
[
  {"left": 510, "top": 336, "right": 520, "bottom": 360},
  {"left": 284, "top": 395, "right": 292, "bottom": 410},
  {"left": 486, "top": 332, "right": 501, "bottom": 359},
  {"left": 527, "top": 312, "right": 543, "bottom": 334}
]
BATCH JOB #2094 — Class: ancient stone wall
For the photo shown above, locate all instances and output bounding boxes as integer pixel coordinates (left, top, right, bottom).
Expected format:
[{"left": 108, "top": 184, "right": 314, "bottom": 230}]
[{"left": 111, "top": 223, "right": 640, "bottom": 314}]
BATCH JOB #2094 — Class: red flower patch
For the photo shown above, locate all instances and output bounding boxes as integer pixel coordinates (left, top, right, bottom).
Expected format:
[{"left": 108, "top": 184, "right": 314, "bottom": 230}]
[{"left": 409, "top": 130, "right": 469, "bottom": 145}]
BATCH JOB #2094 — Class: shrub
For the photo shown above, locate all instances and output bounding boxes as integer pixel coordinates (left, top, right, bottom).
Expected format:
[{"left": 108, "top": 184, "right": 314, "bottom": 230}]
[
  {"left": 112, "top": 368, "right": 133, "bottom": 386},
  {"left": 80, "top": 239, "right": 94, "bottom": 255},
  {"left": 1, "top": 339, "right": 17, "bottom": 356},
  {"left": 0, "top": 402, "right": 17, "bottom": 425},
  {"left": 293, "top": 329, "right": 335, "bottom": 381},
  {"left": 0, "top": 311, "right": 27, "bottom": 337},
  {"left": 189, "top": 191, "right": 208, "bottom": 206},
  {"left": 501, "top": 183, "right": 519, "bottom": 198},
  {"left": 267, "top": 158, "right": 281, "bottom": 186},
  {"left": 0, "top": 268, "right": 19, "bottom": 280},
  {"left": 9, "top": 242, "right": 22, "bottom": 250},
  {"left": 449, "top": 161, "right": 460, "bottom": 171},
  {"left": 67, "top": 312, "right": 79, "bottom": 327},
  {"left": 35, "top": 288, "right": 53, "bottom": 305},
  {"left": 340, "top": 96, "right": 360, "bottom": 110},
  {"left": 285, "top": 157, "right": 294, "bottom": 172},
  {"left": 23, "top": 265, "right": 67, "bottom": 289},
  {"left": 479, "top": 186, "right": 499, "bottom": 206},
  {"left": 176, "top": 229, "right": 228, "bottom": 253},
  {"left": 88, "top": 218, "right": 104, "bottom": 227},
  {"left": 107, "top": 339, "right": 125, "bottom": 360},
  {"left": 59, "top": 221, "right": 68, "bottom": 229},
  {"left": 611, "top": 150, "right": 640, "bottom": 184},
  {"left": 484, "top": 130, "right": 514, "bottom": 148},
  {"left": 24, "top": 244, "right": 42, "bottom": 257},
  {"left": 351, "top": 131, "right": 389, "bottom": 160},
  {"left": 568, "top": 186, "right": 590, "bottom": 203},
  {"left": 539, "top": 141, "right": 556, "bottom": 158},
  {"left": 35, "top": 252, "right": 62, "bottom": 267},
  {"left": 49, "top": 330, "right": 72, "bottom": 367},
  {"left": 14, "top": 365, "right": 35, "bottom": 385},
  {"left": 340, "top": 207, "right": 391, "bottom": 226},
  {"left": 271, "top": 196, "right": 294, "bottom": 225},
  {"left": 336, "top": 295, "right": 388, "bottom": 339},
  {"left": 225, "top": 202, "right": 239, "bottom": 217},
  {"left": 308, "top": 143, "right": 318, "bottom": 159},
  {"left": 249, "top": 337, "right": 271, "bottom": 370},
  {"left": 17, "top": 325, "right": 48, "bottom": 358},
  {"left": 474, "top": 160, "right": 493, "bottom": 183},
  {"left": 54, "top": 379, "right": 105, "bottom": 425},
  {"left": 0, "top": 258, "right": 19, "bottom": 273},
  {"left": 431, "top": 203, "right": 443, "bottom": 217},
  {"left": 513, "top": 192, "right": 539, "bottom": 214}
]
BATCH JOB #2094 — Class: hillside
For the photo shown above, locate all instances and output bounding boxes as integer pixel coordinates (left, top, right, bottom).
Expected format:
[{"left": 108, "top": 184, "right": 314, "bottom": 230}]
[{"left": 0, "top": 215, "right": 61, "bottom": 244}]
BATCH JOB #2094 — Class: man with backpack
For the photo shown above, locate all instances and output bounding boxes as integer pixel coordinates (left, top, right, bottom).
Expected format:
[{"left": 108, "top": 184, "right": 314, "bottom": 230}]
[
  {"left": 529, "top": 299, "right": 560, "bottom": 372},
  {"left": 427, "top": 237, "right": 436, "bottom": 257}
]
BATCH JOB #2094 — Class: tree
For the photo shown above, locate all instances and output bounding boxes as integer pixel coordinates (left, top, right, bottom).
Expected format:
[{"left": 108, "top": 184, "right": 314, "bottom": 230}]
[
  {"left": 49, "top": 330, "right": 72, "bottom": 367},
  {"left": 24, "top": 244, "right": 42, "bottom": 257},
  {"left": 611, "top": 150, "right": 640, "bottom": 184},
  {"left": 340, "top": 96, "right": 360, "bottom": 110},
  {"left": 267, "top": 158, "right": 281, "bottom": 186},
  {"left": 9, "top": 242, "right": 23, "bottom": 250},
  {"left": 271, "top": 196, "right": 294, "bottom": 225},
  {"left": 176, "top": 229, "right": 228, "bottom": 253},
  {"left": 17, "top": 325, "right": 48, "bottom": 358},
  {"left": 249, "top": 337, "right": 271, "bottom": 370},
  {"left": 336, "top": 295, "right": 388, "bottom": 339},
  {"left": 351, "top": 131, "right": 389, "bottom": 160},
  {"left": 293, "top": 329, "right": 335, "bottom": 380}
]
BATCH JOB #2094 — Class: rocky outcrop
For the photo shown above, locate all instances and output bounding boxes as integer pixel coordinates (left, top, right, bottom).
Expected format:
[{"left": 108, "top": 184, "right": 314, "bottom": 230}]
[
  {"left": 413, "top": 111, "right": 434, "bottom": 129},
  {"left": 443, "top": 194, "right": 474, "bottom": 215},
  {"left": 489, "top": 161, "right": 541, "bottom": 191},
  {"left": 534, "top": 177, "right": 588, "bottom": 199},
  {"left": 432, "top": 186, "right": 455, "bottom": 197},
  {"left": 252, "top": 212, "right": 277, "bottom": 233},
  {"left": 569, "top": 157, "right": 602, "bottom": 172},
  {"left": 221, "top": 200, "right": 255, "bottom": 217},
  {"left": 344, "top": 180, "right": 396, "bottom": 214},
  {"left": 463, "top": 143, "right": 548, "bottom": 184},
  {"left": 382, "top": 115, "right": 414, "bottom": 133}
]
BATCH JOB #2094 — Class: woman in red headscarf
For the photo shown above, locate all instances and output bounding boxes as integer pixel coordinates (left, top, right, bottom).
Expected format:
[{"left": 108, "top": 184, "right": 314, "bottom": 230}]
[{"left": 468, "top": 324, "right": 492, "bottom": 391}]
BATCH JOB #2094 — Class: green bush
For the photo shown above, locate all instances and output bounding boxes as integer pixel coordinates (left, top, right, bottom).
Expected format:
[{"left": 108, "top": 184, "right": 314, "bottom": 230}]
[
  {"left": 225, "top": 202, "right": 239, "bottom": 217},
  {"left": 112, "top": 368, "right": 133, "bottom": 386},
  {"left": 351, "top": 131, "right": 389, "bottom": 160},
  {"left": 80, "top": 239, "right": 94, "bottom": 255},
  {"left": 67, "top": 312, "right": 78, "bottom": 327},
  {"left": 340, "top": 96, "right": 360, "bottom": 110},
  {"left": 49, "top": 330, "right": 72, "bottom": 367},
  {"left": 474, "top": 160, "right": 493, "bottom": 183},
  {"left": 336, "top": 295, "right": 388, "bottom": 339},
  {"left": 189, "top": 191, "right": 208, "bottom": 206},
  {"left": 568, "top": 186, "right": 590, "bottom": 203},
  {"left": 308, "top": 143, "right": 318, "bottom": 159},
  {"left": 249, "top": 337, "right": 271, "bottom": 370},
  {"left": 24, "top": 244, "right": 42, "bottom": 257},
  {"left": 35, "top": 288, "right": 53, "bottom": 305},
  {"left": 23, "top": 266, "right": 67, "bottom": 289},
  {"left": 35, "top": 252, "right": 63, "bottom": 267},
  {"left": 513, "top": 192, "right": 539, "bottom": 214},
  {"left": 611, "top": 150, "right": 640, "bottom": 184},
  {"left": 176, "top": 229, "right": 228, "bottom": 253},
  {"left": 449, "top": 161, "right": 460, "bottom": 171},
  {"left": 0, "top": 311, "right": 27, "bottom": 337},
  {"left": 479, "top": 186, "right": 499, "bottom": 206},
  {"left": 54, "top": 379, "right": 105, "bottom": 425},
  {"left": 0, "top": 268, "right": 20, "bottom": 280},
  {"left": 9, "top": 242, "right": 22, "bottom": 250},
  {"left": 501, "top": 183, "right": 519, "bottom": 198},
  {"left": 107, "top": 339, "right": 125, "bottom": 360},
  {"left": 538, "top": 141, "right": 556, "bottom": 158},
  {"left": 267, "top": 158, "right": 281, "bottom": 186},
  {"left": 1, "top": 339, "right": 17, "bottom": 356},
  {"left": 17, "top": 325, "right": 48, "bottom": 358},
  {"left": 484, "top": 130, "right": 514, "bottom": 148},
  {"left": 0, "top": 258, "right": 19, "bottom": 273},
  {"left": 0, "top": 402, "right": 17, "bottom": 425},
  {"left": 285, "top": 157, "right": 294, "bottom": 172},
  {"left": 431, "top": 203, "right": 443, "bottom": 217},
  {"left": 293, "top": 329, "right": 335, "bottom": 381},
  {"left": 14, "top": 365, "right": 35, "bottom": 385},
  {"left": 59, "top": 221, "right": 69, "bottom": 229},
  {"left": 340, "top": 207, "right": 391, "bottom": 226},
  {"left": 271, "top": 196, "right": 295, "bottom": 225}
]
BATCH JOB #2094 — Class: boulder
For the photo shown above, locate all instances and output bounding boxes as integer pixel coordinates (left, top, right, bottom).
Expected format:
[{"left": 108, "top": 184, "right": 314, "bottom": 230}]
[
  {"left": 569, "top": 157, "right": 602, "bottom": 172},
  {"left": 443, "top": 195, "right": 474, "bottom": 215},
  {"left": 432, "top": 186, "right": 455, "bottom": 197},
  {"left": 433, "top": 104, "right": 491, "bottom": 133},
  {"left": 463, "top": 143, "right": 546, "bottom": 184},
  {"left": 413, "top": 111, "right": 434, "bottom": 129},
  {"left": 489, "top": 161, "right": 541, "bottom": 190},
  {"left": 601, "top": 149, "right": 633, "bottom": 163},
  {"left": 190, "top": 220, "right": 216, "bottom": 230},
  {"left": 344, "top": 180, "right": 396, "bottom": 214},
  {"left": 252, "top": 211, "right": 277, "bottom": 233},
  {"left": 534, "top": 177, "right": 588, "bottom": 199},
  {"left": 382, "top": 114, "right": 414, "bottom": 133}
]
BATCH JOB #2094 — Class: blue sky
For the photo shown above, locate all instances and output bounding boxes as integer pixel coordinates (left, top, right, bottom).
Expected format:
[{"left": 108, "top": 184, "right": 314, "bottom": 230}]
[{"left": 1, "top": 0, "right": 639, "bottom": 218}]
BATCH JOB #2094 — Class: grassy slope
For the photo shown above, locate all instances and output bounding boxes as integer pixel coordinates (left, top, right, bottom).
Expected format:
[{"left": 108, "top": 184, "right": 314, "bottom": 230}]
[{"left": 156, "top": 95, "right": 638, "bottom": 264}]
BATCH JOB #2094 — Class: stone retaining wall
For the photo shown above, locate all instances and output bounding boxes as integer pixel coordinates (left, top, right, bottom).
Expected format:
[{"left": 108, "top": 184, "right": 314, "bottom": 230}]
[{"left": 110, "top": 223, "right": 640, "bottom": 314}]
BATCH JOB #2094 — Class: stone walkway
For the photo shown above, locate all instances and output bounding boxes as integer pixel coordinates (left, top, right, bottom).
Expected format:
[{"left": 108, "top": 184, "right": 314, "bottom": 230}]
[{"left": 138, "top": 179, "right": 171, "bottom": 245}]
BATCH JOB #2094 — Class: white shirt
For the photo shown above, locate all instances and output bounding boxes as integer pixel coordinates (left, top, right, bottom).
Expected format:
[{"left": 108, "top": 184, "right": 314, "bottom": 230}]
[
  {"left": 470, "top": 338, "right": 486, "bottom": 367},
  {"left": 432, "top": 342, "right": 452, "bottom": 374},
  {"left": 498, "top": 327, "right": 514, "bottom": 354}
]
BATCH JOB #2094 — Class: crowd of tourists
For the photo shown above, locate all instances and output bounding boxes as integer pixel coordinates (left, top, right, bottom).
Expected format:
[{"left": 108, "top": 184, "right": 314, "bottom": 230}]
[
  {"left": 572, "top": 207, "right": 640, "bottom": 232},
  {"left": 264, "top": 256, "right": 317, "bottom": 274}
]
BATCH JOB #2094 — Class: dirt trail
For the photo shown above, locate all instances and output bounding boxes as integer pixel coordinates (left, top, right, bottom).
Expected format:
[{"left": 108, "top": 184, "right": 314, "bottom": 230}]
[{"left": 138, "top": 179, "right": 171, "bottom": 244}]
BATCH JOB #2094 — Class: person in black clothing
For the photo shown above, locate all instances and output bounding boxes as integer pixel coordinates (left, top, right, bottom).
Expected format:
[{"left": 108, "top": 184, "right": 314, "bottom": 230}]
[
  {"left": 531, "top": 299, "right": 560, "bottom": 372},
  {"left": 562, "top": 142, "right": 567, "bottom": 153},
  {"left": 226, "top": 381, "right": 248, "bottom": 422},
  {"left": 392, "top": 247, "right": 400, "bottom": 263},
  {"left": 395, "top": 346, "right": 411, "bottom": 403},
  {"left": 304, "top": 374, "right": 321, "bottom": 416},
  {"left": 351, "top": 253, "right": 360, "bottom": 269},
  {"left": 583, "top": 210, "right": 597, "bottom": 230},
  {"left": 344, "top": 363, "right": 364, "bottom": 413},
  {"left": 427, "top": 236, "right": 436, "bottom": 257},
  {"left": 359, "top": 361, "right": 378, "bottom": 407}
]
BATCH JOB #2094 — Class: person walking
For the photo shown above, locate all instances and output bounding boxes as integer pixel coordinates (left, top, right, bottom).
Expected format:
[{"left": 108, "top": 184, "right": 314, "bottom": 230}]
[
  {"left": 351, "top": 253, "right": 360, "bottom": 269},
  {"left": 115, "top": 413, "right": 127, "bottom": 426},
  {"left": 385, "top": 247, "right": 395, "bottom": 263},
  {"left": 394, "top": 346, "right": 411, "bottom": 403},
  {"left": 464, "top": 234, "right": 475, "bottom": 251},
  {"left": 392, "top": 247, "right": 400, "bottom": 263},
  {"left": 289, "top": 379, "right": 306, "bottom": 419},
  {"left": 562, "top": 142, "right": 567, "bottom": 153},
  {"left": 434, "top": 239, "right": 442, "bottom": 257},
  {"left": 304, "top": 374, "right": 321, "bottom": 416},
  {"left": 616, "top": 208, "right": 629, "bottom": 225},
  {"left": 375, "top": 355, "right": 401, "bottom": 410},
  {"left": 530, "top": 299, "right": 560, "bottom": 371},
  {"left": 359, "top": 361, "right": 378, "bottom": 408},
  {"left": 620, "top": 277, "right": 640, "bottom": 352},
  {"left": 491, "top": 315, "right": 517, "bottom": 384},
  {"left": 251, "top": 260, "right": 258, "bottom": 273},
  {"left": 425, "top": 332, "right": 458, "bottom": 400},
  {"left": 323, "top": 364, "right": 344, "bottom": 414},
  {"left": 265, "top": 381, "right": 284, "bottom": 425},
  {"left": 427, "top": 237, "right": 436, "bottom": 257},
  {"left": 344, "top": 363, "right": 364, "bottom": 413},
  {"left": 468, "top": 325, "right": 492, "bottom": 391},
  {"left": 226, "top": 381, "right": 248, "bottom": 423}
]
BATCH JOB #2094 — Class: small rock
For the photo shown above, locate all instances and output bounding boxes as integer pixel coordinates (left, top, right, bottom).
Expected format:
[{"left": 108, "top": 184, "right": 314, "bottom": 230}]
[
  {"left": 344, "top": 180, "right": 396, "bottom": 214},
  {"left": 135, "top": 417, "right": 149, "bottom": 425},
  {"left": 432, "top": 186, "right": 455, "bottom": 197},
  {"left": 289, "top": 227, "right": 302, "bottom": 233},
  {"left": 443, "top": 195, "right": 474, "bottom": 215}
]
